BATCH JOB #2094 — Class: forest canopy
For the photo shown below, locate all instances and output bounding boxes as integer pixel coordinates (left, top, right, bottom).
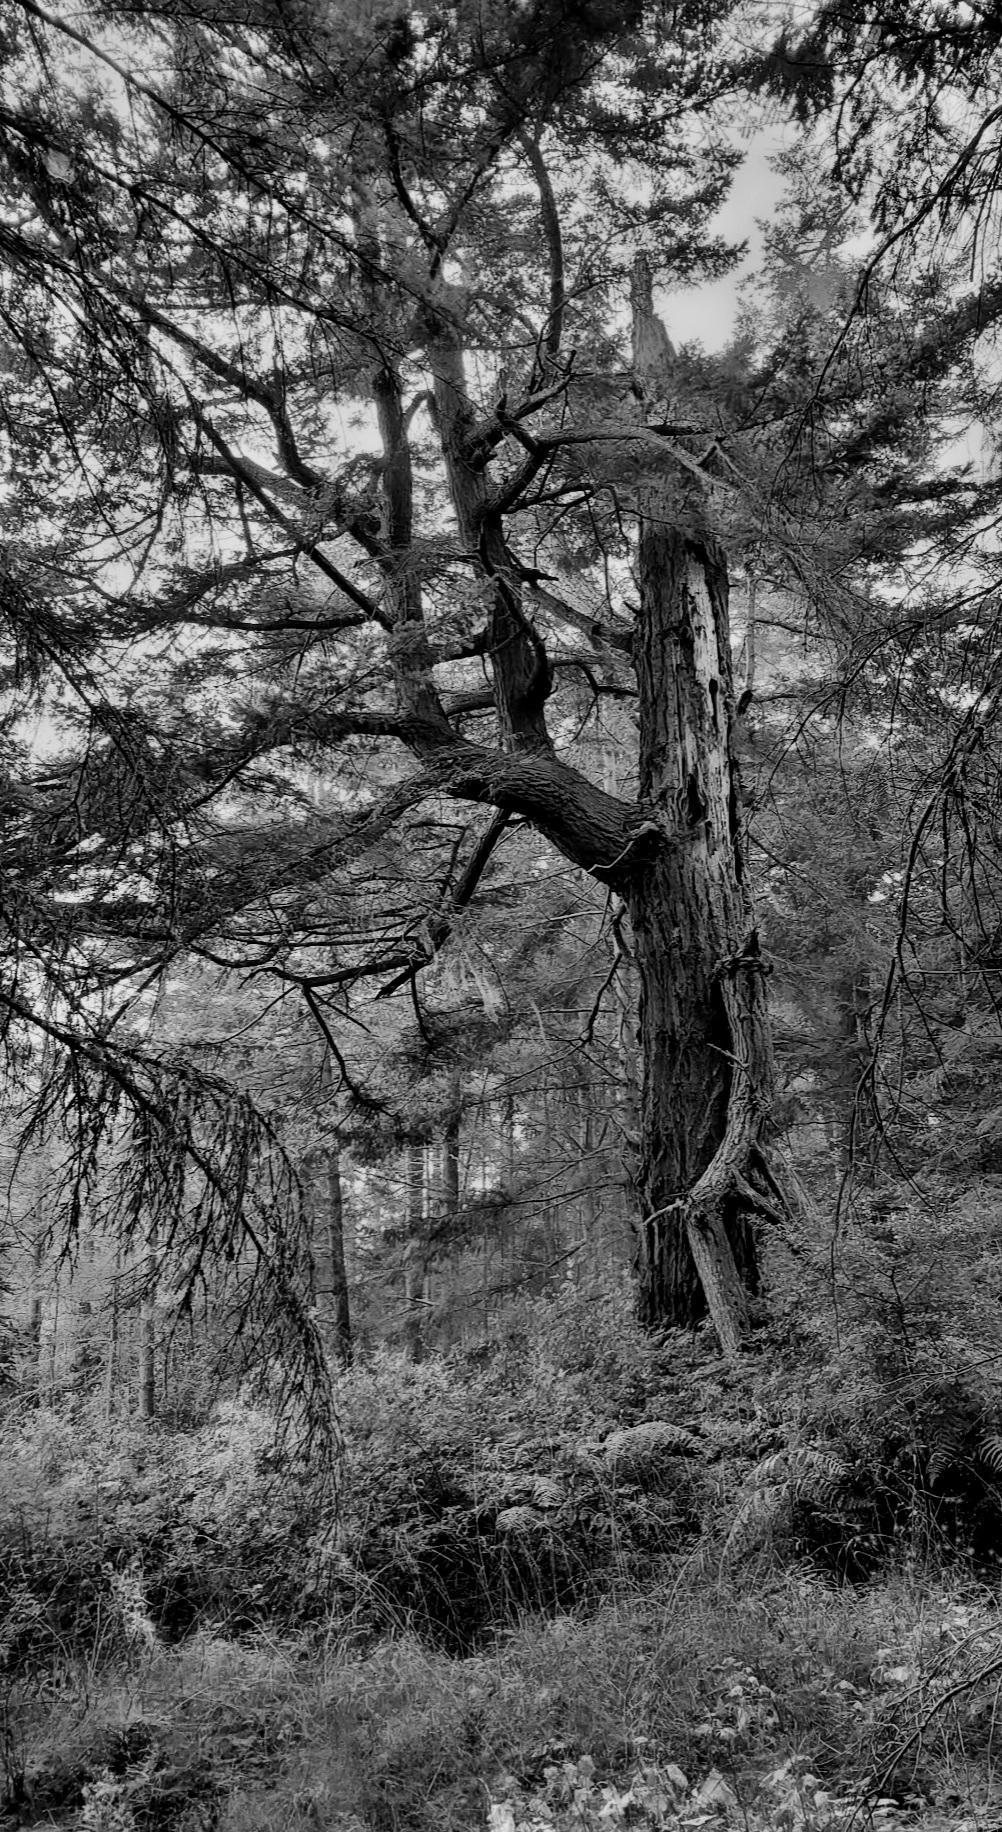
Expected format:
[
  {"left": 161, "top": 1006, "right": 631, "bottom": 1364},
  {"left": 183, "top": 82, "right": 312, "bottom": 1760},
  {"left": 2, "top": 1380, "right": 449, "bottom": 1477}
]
[
  {"left": 5, "top": 6, "right": 1002, "bottom": 1830},
  {"left": 0, "top": 0, "right": 1000, "bottom": 1424}
]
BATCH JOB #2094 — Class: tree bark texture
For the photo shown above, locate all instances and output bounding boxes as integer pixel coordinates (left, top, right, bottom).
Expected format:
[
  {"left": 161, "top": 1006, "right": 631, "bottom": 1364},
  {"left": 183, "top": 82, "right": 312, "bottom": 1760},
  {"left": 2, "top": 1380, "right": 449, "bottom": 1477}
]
[{"left": 628, "top": 519, "right": 777, "bottom": 1352}]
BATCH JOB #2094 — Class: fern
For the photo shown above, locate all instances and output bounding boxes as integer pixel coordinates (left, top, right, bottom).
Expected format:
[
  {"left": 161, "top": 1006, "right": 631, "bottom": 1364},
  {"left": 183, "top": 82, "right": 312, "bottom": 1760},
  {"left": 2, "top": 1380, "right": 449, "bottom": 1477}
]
[
  {"left": 722, "top": 1484, "right": 788, "bottom": 1562},
  {"left": 795, "top": 1447, "right": 853, "bottom": 1506},
  {"left": 529, "top": 1475, "right": 565, "bottom": 1510},
  {"left": 603, "top": 1420, "right": 702, "bottom": 1472},
  {"left": 977, "top": 1431, "right": 1002, "bottom": 1476},
  {"left": 719, "top": 1446, "right": 852, "bottom": 1564},
  {"left": 495, "top": 1505, "right": 547, "bottom": 1535}
]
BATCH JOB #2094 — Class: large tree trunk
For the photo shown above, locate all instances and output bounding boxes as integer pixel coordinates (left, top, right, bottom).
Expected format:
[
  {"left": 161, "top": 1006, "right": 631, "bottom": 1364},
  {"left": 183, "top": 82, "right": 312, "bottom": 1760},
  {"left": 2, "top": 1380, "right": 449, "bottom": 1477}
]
[
  {"left": 628, "top": 519, "right": 778, "bottom": 1353},
  {"left": 416, "top": 277, "right": 784, "bottom": 1354}
]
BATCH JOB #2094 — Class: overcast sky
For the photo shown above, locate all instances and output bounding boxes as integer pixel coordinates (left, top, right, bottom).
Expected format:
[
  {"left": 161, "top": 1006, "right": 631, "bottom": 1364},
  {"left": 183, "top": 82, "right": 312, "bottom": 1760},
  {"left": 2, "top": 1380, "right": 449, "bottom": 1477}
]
[{"left": 667, "top": 135, "right": 789, "bottom": 350}]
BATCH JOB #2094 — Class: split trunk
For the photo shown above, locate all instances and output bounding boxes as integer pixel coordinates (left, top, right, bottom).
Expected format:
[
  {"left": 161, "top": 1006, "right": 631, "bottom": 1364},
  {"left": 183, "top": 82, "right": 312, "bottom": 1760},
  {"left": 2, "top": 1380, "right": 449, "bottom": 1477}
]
[{"left": 627, "top": 518, "right": 779, "bottom": 1353}]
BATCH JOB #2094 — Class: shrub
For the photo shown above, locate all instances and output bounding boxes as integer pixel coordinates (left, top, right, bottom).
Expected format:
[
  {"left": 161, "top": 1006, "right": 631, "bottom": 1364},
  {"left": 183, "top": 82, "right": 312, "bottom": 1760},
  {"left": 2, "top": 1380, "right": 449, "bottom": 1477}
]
[
  {"left": 333, "top": 1288, "right": 709, "bottom": 1649},
  {"left": 0, "top": 1399, "right": 329, "bottom": 1676}
]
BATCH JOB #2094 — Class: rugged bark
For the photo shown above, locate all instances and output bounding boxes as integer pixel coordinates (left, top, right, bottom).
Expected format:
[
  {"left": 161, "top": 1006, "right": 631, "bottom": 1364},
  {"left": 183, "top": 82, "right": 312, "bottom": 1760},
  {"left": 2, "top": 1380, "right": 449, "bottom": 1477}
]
[
  {"left": 418, "top": 316, "right": 780, "bottom": 1351},
  {"left": 440, "top": 742, "right": 647, "bottom": 881},
  {"left": 627, "top": 519, "right": 778, "bottom": 1351}
]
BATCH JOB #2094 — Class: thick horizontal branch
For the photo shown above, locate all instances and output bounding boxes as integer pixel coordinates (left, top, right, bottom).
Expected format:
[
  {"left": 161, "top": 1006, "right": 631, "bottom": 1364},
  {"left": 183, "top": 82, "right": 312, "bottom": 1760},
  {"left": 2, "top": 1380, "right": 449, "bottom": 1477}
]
[
  {"left": 433, "top": 741, "right": 657, "bottom": 885},
  {"left": 205, "top": 699, "right": 657, "bottom": 886},
  {"left": 202, "top": 687, "right": 650, "bottom": 882}
]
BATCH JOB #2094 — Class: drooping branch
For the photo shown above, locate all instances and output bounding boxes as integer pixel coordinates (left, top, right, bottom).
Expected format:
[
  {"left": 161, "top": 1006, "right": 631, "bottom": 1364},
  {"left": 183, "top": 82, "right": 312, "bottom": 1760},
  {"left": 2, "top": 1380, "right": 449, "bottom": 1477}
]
[
  {"left": 130, "top": 295, "right": 326, "bottom": 492},
  {"left": 0, "top": 974, "right": 341, "bottom": 1477},
  {"left": 185, "top": 399, "right": 390, "bottom": 627},
  {"left": 376, "top": 809, "right": 513, "bottom": 996}
]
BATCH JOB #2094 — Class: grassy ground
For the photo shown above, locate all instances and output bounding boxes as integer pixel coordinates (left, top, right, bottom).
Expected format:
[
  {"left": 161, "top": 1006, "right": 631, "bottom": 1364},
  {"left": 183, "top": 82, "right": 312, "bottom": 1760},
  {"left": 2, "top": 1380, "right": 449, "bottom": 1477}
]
[{"left": 5, "top": 1565, "right": 1002, "bottom": 1832}]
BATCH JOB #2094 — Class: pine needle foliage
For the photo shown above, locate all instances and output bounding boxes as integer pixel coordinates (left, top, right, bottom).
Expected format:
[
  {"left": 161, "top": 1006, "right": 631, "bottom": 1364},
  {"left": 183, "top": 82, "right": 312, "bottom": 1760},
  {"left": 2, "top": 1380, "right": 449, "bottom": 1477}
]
[{"left": 0, "top": 1003, "right": 340, "bottom": 1488}]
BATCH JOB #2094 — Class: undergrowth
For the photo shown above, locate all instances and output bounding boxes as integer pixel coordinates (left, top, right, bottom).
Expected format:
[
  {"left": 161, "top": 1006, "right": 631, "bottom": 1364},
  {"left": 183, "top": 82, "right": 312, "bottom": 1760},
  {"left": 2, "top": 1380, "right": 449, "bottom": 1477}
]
[
  {"left": 4, "top": 1572, "right": 1002, "bottom": 1831},
  {"left": 5, "top": 1268, "right": 1002, "bottom": 1828}
]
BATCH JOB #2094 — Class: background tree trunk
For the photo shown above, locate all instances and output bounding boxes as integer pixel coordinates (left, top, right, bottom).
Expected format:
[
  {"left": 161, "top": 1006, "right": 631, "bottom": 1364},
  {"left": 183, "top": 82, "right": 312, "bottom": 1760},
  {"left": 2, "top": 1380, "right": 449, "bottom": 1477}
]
[
  {"left": 441, "top": 1078, "right": 461, "bottom": 1228},
  {"left": 29, "top": 1223, "right": 43, "bottom": 1372},
  {"left": 104, "top": 1254, "right": 120, "bottom": 1423},
  {"left": 139, "top": 1220, "right": 157, "bottom": 1420},
  {"left": 403, "top": 1138, "right": 427, "bottom": 1361},
  {"left": 311, "top": 1145, "right": 352, "bottom": 1369}
]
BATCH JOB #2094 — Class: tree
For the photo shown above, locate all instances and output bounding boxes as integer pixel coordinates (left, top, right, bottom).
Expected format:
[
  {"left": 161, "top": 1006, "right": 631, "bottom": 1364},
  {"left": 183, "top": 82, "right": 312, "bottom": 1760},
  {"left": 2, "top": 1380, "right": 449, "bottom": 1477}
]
[
  {"left": 756, "top": 0, "right": 1002, "bottom": 267},
  {"left": 0, "top": 0, "right": 830, "bottom": 1354},
  {"left": 745, "top": 16, "right": 1002, "bottom": 1215}
]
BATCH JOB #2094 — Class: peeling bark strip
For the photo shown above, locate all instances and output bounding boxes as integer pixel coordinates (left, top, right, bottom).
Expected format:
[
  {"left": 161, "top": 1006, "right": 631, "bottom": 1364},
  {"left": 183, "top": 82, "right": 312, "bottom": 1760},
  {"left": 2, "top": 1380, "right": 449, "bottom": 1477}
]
[{"left": 628, "top": 519, "right": 778, "bottom": 1352}]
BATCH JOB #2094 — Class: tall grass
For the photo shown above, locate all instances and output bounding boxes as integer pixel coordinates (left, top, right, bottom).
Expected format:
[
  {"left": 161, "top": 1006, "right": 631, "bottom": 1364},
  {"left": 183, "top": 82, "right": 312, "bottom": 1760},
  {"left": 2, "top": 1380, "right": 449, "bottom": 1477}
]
[{"left": 5, "top": 1567, "right": 1000, "bottom": 1831}]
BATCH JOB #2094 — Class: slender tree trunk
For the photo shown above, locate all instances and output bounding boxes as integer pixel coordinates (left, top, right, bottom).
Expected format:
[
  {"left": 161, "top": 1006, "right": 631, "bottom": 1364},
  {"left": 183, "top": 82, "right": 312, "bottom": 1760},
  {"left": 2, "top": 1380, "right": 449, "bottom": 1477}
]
[
  {"left": 105, "top": 1251, "right": 120, "bottom": 1423},
  {"left": 835, "top": 964, "right": 880, "bottom": 1171},
  {"left": 628, "top": 520, "right": 778, "bottom": 1354},
  {"left": 48, "top": 1282, "right": 59, "bottom": 1401},
  {"left": 326, "top": 1148, "right": 353, "bottom": 1365},
  {"left": 312, "top": 1145, "right": 353, "bottom": 1368},
  {"left": 403, "top": 1137, "right": 427, "bottom": 1361},
  {"left": 29, "top": 1222, "right": 43, "bottom": 1370},
  {"left": 441, "top": 1076, "right": 461, "bottom": 1225},
  {"left": 579, "top": 1075, "right": 601, "bottom": 1245},
  {"left": 432, "top": 1092, "right": 460, "bottom": 1344},
  {"left": 139, "top": 1220, "right": 157, "bottom": 1420}
]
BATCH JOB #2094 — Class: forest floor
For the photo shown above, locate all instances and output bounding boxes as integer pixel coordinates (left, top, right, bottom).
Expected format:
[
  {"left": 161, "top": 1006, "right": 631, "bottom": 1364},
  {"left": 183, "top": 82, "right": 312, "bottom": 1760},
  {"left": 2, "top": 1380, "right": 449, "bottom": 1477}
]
[
  {"left": 6, "top": 1290, "right": 1002, "bottom": 1832},
  {"left": 6, "top": 1559, "right": 1002, "bottom": 1832}
]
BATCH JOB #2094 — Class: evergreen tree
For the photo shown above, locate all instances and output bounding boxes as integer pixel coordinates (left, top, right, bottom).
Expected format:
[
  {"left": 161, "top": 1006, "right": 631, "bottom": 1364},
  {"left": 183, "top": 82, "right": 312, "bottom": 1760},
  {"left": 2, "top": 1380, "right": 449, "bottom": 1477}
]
[
  {"left": 0, "top": 0, "right": 798, "bottom": 1349},
  {"left": 740, "top": 49, "right": 1002, "bottom": 1209}
]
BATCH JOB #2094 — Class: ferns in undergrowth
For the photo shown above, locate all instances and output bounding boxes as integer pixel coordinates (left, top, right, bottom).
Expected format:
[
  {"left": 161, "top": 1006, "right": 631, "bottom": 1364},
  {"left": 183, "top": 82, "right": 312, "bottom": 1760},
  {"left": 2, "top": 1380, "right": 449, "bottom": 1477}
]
[
  {"left": 717, "top": 1446, "right": 854, "bottom": 1565},
  {"left": 977, "top": 1432, "right": 1002, "bottom": 1477},
  {"left": 753, "top": 1181, "right": 1002, "bottom": 1574}
]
